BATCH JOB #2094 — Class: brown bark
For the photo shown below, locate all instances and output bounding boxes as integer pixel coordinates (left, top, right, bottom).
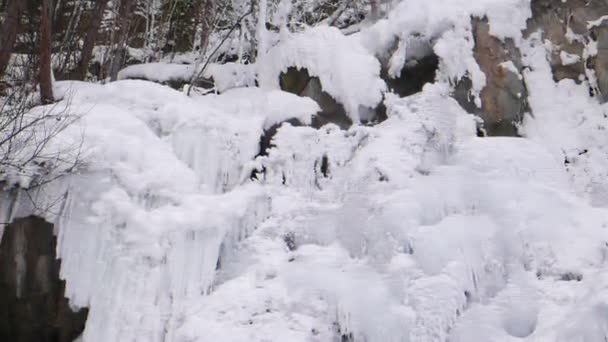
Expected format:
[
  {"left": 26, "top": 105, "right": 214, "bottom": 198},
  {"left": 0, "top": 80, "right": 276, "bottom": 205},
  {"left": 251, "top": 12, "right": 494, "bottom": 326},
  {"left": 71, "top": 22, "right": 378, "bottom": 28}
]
[
  {"left": 192, "top": 0, "right": 202, "bottom": 49},
  {"left": 39, "top": 0, "right": 54, "bottom": 104},
  {"left": 0, "top": 0, "right": 23, "bottom": 80},
  {"left": 199, "top": 0, "right": 215, "bottom": 54},
  {"left": 369, "top": 0, "right": 378, "bottom": 20},
  {"left": 109, "top": 0, "right": 134, "bottom": 81},
  {"left": 77, "top": 0, "right": 108, "bottom": 80}
]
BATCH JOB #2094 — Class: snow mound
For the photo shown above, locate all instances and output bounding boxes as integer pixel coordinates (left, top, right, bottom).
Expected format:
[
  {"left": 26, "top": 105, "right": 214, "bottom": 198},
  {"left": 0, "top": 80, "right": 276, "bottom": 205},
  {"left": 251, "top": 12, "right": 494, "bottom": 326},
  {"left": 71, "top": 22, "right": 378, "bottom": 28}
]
[
  {"left": 118, "top": 62, "right": 256, "bottom": 92},
  {"left": 202, "top": 87, "right": 320, "bottom": 130},
  {"left": 521, "top": 32, "right": 608, "bottom": 206},
  {"left": 118, "top": 63, "right": 196, "bottom": 84},
  {"left": 171, "top": 82, "right": 608, "bottom": 342},
  {"left": 259, "top": 26, "right": 387, "bottom": 123}
]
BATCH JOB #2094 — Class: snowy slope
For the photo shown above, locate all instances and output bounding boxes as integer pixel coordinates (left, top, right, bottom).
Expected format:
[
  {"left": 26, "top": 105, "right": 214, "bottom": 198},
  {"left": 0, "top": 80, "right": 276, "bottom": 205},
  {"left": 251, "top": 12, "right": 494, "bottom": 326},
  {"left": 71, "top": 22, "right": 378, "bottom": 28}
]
[{"left": 2, "top": 0, "right": 608, "bottom": 341}]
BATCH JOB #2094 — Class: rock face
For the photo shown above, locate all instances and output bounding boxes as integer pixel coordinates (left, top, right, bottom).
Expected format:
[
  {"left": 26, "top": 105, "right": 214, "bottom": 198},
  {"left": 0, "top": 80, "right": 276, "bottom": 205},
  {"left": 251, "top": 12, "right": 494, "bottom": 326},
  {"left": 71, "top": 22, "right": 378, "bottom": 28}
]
[
  {"left": 0, "top": 216, "right": 88, "bottom": 342},
  {"left": 474, "top": 18, "right": 529, "bottom": 136},
  {"left": 454, "top": 18, "right": 530, "bottom": 137},
  {"left": 525, "top": 0, "right": 608, "bottom": 102},
  {"left": 452, "top": 1, "right": 608, "bottom": 136}
]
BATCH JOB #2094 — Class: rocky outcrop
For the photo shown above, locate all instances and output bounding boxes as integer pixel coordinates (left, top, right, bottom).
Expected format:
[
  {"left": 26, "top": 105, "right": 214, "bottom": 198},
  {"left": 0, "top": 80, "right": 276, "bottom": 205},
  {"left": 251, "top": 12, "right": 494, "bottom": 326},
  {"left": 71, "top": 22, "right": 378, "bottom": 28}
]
[
  {"left": 454, "top": 18, "right": 530, "bottom": 137},
  {"left": 382, "top": 53, "right": 440, "bottom": 98},
  {"left": 525, "top": 0, "right": 608, "bottom": 102},
  {"left": 452, "top": 1, "right": 608, "bottom": 136},
  {"left": 279, "top": 67, "right": 387, "bottom": 128},
  {"left": 0, "top": 216, "right": 88, "bottom": 342},
  {"left": 280, "top": 67, "right": 353, "bottom": 129}
]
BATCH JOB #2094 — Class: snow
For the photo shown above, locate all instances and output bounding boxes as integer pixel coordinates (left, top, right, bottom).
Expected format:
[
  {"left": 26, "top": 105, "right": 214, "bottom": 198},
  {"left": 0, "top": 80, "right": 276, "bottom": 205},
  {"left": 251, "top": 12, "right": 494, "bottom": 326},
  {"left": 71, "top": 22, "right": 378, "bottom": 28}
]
[
  {"left": 3, "top": 1, "right": 608, "bottom": 342},
  {"left": 118, "top": 62, "right": 256, "bottom": 92},
  {"left": 356, "top": 0, "right": 531, "bottom": 102},
  {"left": 560, "top": 51, "right": 581, "bottom": 66},
  {"left": 172, "top": 82, "right": 608, "bottom": 342},
  {"left": 258, "top": 25, "right": 387, "bottom": 123},
  {"left": 588, "top": 15, "right": 608, "bottom": 29},
  {"left": 117, "top": 62, "right": 197, "bottom": 84},
  {"left": 520, "top": 32, "right": 608, "bottom": 206}
]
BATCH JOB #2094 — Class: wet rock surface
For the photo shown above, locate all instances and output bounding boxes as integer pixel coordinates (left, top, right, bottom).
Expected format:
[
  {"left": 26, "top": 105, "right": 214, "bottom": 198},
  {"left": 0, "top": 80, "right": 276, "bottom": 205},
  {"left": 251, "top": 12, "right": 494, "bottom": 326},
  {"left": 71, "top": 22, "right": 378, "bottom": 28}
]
[{"left": 0, "top": 216, "right": 88, "bottom": 342}]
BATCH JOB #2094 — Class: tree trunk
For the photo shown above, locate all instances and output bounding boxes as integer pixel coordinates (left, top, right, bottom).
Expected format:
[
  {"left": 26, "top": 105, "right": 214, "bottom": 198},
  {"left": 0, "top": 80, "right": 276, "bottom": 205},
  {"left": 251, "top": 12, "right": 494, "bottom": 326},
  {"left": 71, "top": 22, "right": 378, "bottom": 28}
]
[
  {"left": 191, "top": 0, "right": 202, "bottom": 50},
  {"left": 40, "top": 0, "right": 54, "bottom": 104},
  {"left": 0, "top": 0, "right": 23, "bottom": 80},
  {"left": 257, "top": 0, "right": 269, "bottom": 87},
  {"left": 77, "top": 0, "right": 108, "bottom": 80},
  {"left": 199, "top": 0, "right": 214, "bottom": 55},
  {"left": 370, "top": 0, "right": 378, "bottom": 20},
  {"left": 109, "top": 0, "right": 133, "bottom": 81}
]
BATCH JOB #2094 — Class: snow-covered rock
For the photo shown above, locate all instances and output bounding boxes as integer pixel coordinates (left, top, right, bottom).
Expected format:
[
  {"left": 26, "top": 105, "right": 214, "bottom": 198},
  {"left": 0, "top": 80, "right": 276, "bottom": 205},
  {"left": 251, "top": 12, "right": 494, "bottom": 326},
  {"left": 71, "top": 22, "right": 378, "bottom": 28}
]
[
  {"left": 4, "top": 1, "right": 608, "bottom": 342},
  {"left": 259, "top": 26, "right": 387, "bottom": 124}
]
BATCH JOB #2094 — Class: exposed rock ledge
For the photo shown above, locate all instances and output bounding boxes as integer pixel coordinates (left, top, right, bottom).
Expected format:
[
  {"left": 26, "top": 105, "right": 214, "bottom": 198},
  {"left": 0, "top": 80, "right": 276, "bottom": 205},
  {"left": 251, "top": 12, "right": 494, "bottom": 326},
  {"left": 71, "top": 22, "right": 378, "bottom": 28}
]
[{"left": 0, "top": 216, "right": 88, "bottom": 342}]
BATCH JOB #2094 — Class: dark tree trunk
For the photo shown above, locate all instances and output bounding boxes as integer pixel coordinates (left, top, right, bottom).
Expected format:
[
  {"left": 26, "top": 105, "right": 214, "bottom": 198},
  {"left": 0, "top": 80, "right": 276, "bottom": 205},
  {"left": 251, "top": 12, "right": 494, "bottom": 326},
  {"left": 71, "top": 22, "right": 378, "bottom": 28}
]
[
  {"left": 39, "top": 0, "right": 54, "bottom": 104},
  {"left": 77, "top": 0, "right": 108, "bottom": 80},
  {"left": 199, "top": 0, "right": 215, "bottom": 55},
  {"left": 192, "top": 0, "right": 202, "bottom": 49},
  {"left": 109, "top": 0, "right": 133, "bottom": 81},
  {"left": 370, "top": 0, "right": 378, "bottom": 20},
  {"left": 0, "top": 0, "right": 23, "bottom": 80}
]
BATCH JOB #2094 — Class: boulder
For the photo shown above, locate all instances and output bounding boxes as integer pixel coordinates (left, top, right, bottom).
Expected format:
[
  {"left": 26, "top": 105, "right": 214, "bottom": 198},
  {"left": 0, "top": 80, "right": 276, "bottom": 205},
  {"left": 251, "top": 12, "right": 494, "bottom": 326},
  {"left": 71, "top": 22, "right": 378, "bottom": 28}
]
[
  {"left": 280, "top": 67, "right": 353, "bottom": 129},
  {"left": 279, "top": 66, "right": 388, "bottom": 128}
]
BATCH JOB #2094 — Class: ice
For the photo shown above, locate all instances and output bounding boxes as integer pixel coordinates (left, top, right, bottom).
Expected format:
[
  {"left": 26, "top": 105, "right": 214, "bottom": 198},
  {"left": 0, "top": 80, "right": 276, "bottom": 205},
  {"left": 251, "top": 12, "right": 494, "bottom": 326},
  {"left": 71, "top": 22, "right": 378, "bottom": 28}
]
[{"left": 3, "top": 1, "right": 608, "bottom": 341}]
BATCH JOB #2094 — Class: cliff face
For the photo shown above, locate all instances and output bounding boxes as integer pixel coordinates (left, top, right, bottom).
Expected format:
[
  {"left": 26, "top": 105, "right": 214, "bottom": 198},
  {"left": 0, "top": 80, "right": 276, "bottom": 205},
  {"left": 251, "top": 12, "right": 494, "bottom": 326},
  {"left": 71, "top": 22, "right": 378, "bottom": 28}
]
[
  {"left": 0, "top": 216, "right": 88, "bottom": 342},
  {"left": 450, "top": 0, "right": 608, "bottom": 136}
]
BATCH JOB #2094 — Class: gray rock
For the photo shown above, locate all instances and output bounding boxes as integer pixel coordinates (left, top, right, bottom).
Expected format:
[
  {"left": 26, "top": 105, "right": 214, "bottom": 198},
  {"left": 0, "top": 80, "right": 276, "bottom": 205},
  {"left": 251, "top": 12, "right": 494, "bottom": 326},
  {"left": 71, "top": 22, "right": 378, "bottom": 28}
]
[
  {"left": 0, "top": 216, "right": 88, "bottom": 342},
  {"left": 525, "top": 0, "right": 608, "bottom": 101}
]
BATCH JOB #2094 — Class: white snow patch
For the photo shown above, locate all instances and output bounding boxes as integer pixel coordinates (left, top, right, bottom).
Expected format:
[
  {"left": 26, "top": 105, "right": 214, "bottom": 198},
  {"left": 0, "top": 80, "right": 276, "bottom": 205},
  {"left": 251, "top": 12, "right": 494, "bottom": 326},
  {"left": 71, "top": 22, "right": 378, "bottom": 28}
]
[
  {"left": 560, "top": 51, "right": 581, "bottom": 66},
  {"left": 259, "top": 26, "right": 386, "bottom": 123}
]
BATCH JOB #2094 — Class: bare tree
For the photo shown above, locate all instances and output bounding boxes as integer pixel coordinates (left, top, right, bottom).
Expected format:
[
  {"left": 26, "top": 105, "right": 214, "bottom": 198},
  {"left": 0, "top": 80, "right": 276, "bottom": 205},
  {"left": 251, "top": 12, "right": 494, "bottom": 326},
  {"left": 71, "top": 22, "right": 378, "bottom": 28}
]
[
  {"left": 199, "top": 0, "right": 215, "bottom": 55},
  {"left": 369, "top": 0, "right": 378, "bottom": 20},
  {"left": 77, "top": 0, "right": 109, "bottom": 80},
  {"left": 0, "top": 0, "right": 24, "bottom": 81},
  {"left": 55, "top": 0, "right": 85, "bottom": 78},
  {"left": 0, "top": 86, "right": 83, "bottom": 192},
  {"left": 39, "top": 0, "right": 54, "bottom": 103},
  {"left": 187, "top": 0, "right": 254, "bottom": 96},
  {"left": 109, "top": 0, "right": 134, "bottom": 81},
  {"left": 318, "top": 0, "right": 355, "bottom": 26}
]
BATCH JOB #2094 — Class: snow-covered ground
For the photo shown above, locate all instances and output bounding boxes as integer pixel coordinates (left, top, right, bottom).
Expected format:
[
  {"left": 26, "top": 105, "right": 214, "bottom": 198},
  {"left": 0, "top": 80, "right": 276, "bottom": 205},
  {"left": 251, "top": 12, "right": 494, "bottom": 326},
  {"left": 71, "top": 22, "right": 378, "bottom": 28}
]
[{"left": 3, "top": 1, "right": 608, "bottom": 341}]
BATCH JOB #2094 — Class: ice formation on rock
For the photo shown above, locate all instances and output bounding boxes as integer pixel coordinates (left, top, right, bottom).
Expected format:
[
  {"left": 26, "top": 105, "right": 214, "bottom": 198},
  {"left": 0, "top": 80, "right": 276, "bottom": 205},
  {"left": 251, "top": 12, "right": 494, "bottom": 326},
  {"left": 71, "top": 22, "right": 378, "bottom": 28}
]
[{"left": 2, "top": 1, "right": 608, "bottom": 341}]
